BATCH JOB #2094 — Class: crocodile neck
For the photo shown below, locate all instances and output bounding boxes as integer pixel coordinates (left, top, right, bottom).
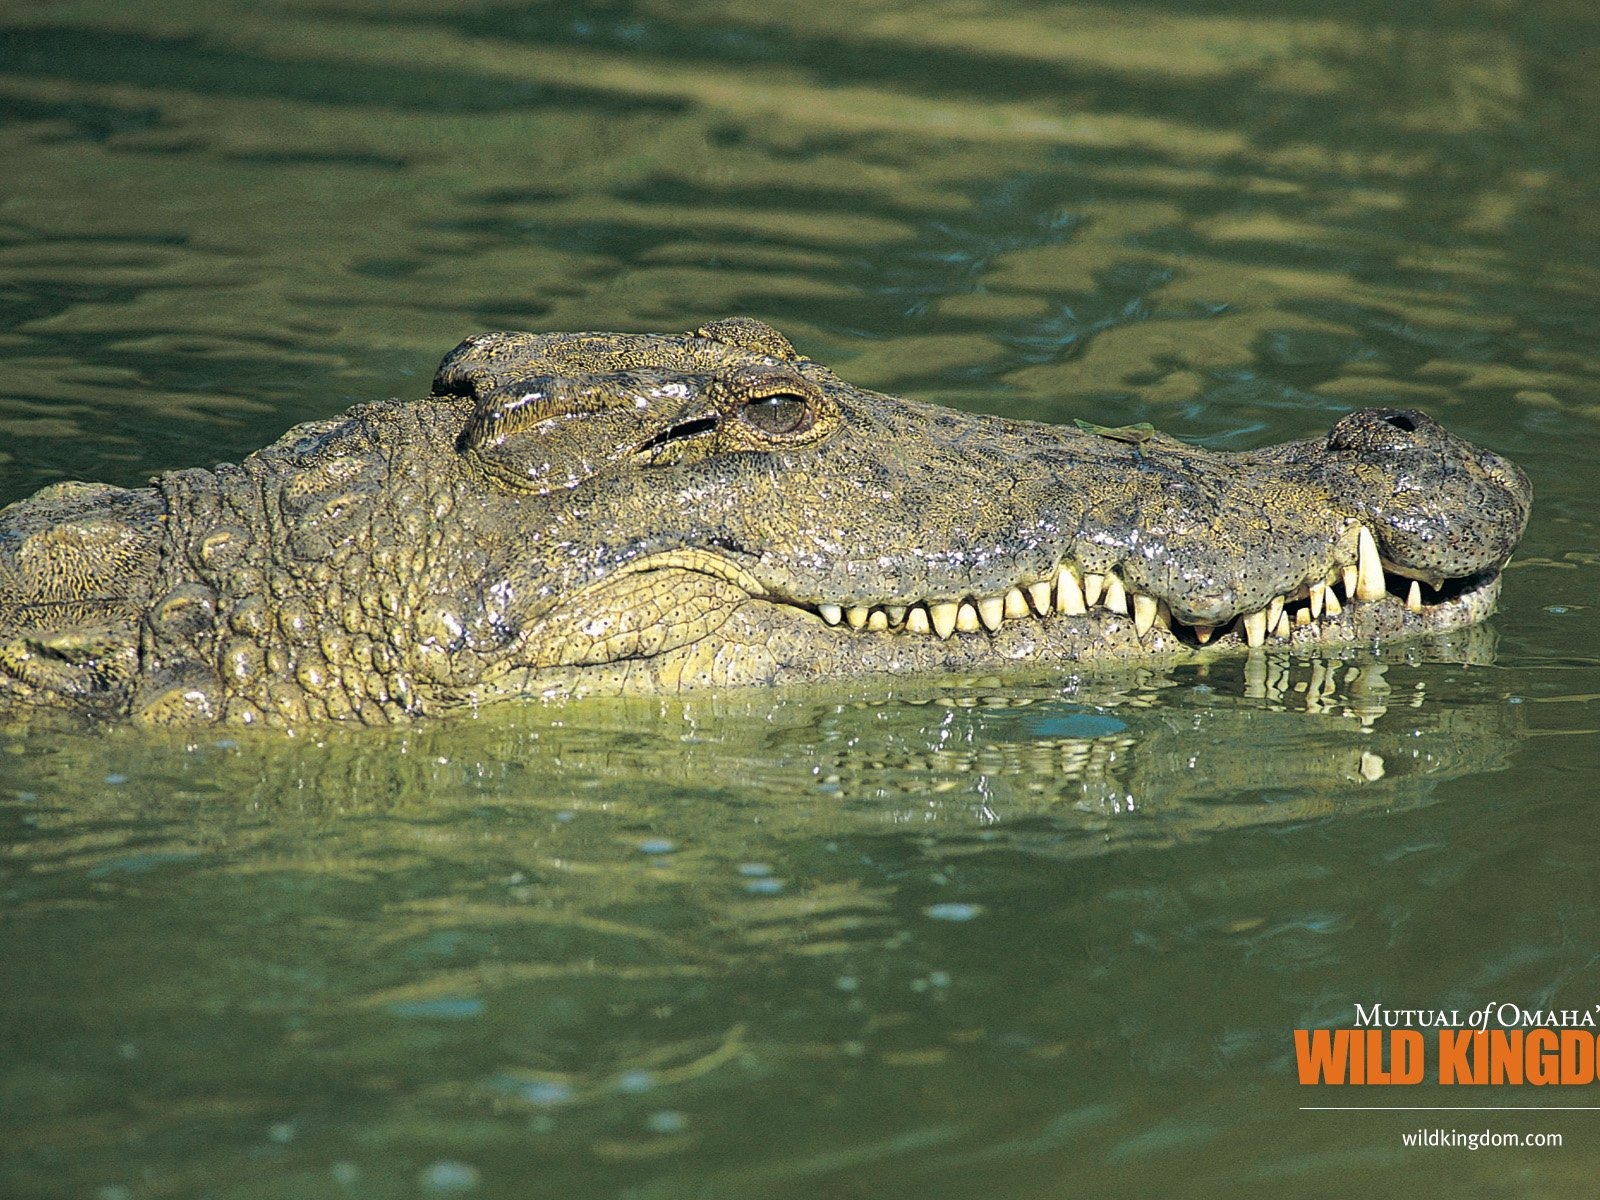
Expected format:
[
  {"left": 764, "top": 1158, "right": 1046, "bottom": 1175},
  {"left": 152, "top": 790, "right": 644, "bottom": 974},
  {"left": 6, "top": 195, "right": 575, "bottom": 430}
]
[{"left": 0, "top": 481, "right": 167, "bottom": 718}]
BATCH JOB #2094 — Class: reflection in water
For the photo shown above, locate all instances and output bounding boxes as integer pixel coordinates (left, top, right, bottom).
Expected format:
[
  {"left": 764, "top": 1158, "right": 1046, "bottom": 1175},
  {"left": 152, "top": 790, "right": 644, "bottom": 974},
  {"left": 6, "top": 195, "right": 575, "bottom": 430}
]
[{"left": 5, "top": 628, "right": 1513, "bottom": 832}]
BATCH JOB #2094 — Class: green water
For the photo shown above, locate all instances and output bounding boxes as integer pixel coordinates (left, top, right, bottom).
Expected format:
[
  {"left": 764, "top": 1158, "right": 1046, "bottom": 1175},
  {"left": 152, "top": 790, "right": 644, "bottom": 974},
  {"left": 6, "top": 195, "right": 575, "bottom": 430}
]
[{"left": 3, "top": 1, "right": 1600, "bottom": 1196}]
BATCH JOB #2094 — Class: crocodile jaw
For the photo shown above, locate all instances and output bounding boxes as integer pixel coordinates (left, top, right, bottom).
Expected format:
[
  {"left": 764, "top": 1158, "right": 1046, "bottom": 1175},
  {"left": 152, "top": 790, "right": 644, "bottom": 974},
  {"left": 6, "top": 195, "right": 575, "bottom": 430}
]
[{"left": 473, "top": 552, "right": 1504, "bottom": 700}]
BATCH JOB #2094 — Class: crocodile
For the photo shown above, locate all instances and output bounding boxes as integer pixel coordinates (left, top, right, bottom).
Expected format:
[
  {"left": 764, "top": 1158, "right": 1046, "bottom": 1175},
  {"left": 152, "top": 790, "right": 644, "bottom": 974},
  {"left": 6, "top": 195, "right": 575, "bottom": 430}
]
[{"left": 0, "top": 317, "right": 1531, "bottom": 727}]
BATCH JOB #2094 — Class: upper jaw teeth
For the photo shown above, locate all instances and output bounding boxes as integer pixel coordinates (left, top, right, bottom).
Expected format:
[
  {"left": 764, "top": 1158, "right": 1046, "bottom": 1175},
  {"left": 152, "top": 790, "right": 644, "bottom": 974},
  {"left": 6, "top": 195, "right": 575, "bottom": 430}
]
[
  {"left": 1355, "top": 526, "right": 1386, "bottom": 602},
  {"left": 804, "top": 523, "right": 1438, "bottom": 647}
]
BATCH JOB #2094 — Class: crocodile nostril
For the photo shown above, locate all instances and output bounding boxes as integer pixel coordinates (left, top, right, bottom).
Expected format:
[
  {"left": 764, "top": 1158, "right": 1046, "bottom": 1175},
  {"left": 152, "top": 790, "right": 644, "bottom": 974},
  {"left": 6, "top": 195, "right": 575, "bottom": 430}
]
[{"left": 1382, "top": 412, "right": 1418, "bottom": 432}]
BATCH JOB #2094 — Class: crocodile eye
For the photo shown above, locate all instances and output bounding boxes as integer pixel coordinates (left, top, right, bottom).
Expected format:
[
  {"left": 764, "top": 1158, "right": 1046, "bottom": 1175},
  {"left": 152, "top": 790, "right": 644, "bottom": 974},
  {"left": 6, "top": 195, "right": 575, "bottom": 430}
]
[{"left": 739, "top": 392, "right": 814, "bottom": 437}]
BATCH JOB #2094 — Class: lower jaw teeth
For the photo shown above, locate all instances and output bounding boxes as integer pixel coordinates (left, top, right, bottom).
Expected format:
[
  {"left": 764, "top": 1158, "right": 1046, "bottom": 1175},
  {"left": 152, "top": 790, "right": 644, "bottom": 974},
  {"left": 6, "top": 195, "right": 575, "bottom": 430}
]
[
  {"left": 812, "top": 586, "right": 1432, "bottom": 646},
  {"left": 1242, "top": 610, "right": 1268, "bottom": 648},
  {"left": 807, "top": 526, "right": 1443, "bottom": 646},
  {"left": 1132, "top": 593, "right": 1159, "bottom": 637}
]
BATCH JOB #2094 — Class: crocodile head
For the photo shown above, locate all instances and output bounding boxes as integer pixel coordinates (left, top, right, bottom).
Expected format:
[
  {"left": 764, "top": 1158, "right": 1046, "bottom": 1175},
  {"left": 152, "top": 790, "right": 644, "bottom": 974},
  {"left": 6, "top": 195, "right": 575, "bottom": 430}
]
[
  {"left": 422, "top": 317, "right": 1530, "bottom": 703},
  {"left": 0, "top": 317, "right": 1533, "bottom": 724}
]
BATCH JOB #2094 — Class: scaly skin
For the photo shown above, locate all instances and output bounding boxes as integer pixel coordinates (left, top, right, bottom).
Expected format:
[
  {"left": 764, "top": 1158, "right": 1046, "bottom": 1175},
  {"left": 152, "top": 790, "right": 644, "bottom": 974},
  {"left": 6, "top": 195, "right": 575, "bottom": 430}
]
[{"left": 0, "top": 318, "right": 1531, "bottom": 726}]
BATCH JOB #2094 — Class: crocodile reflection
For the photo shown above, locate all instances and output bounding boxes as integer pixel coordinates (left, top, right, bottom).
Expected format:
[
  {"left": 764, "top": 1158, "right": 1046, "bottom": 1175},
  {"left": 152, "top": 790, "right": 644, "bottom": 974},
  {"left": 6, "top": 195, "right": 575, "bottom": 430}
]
[{"left": 6, "top": 634, "right": 1521, "bottom": 860}]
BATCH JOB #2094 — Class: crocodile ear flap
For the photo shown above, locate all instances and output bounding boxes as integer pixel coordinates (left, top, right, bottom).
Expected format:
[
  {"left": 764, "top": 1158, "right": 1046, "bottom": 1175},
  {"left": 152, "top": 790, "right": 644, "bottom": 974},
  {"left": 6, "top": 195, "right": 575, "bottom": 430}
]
[
  {"left": 458, "top": 375, "right": 664, "bottom": 495},
  {"left": 694, "top": 317, "right": 798, "bottom": 362},
  {"left": 432, "top": 332, "right": 555, "bottom": 400}
]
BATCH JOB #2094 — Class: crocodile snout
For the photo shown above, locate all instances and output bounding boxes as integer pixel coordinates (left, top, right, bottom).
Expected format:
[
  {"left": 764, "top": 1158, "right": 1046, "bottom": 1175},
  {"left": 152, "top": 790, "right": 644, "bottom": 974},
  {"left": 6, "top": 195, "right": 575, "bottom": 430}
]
[{"left": 1322, "top": 407, "right": 1532, "bottom": 584}]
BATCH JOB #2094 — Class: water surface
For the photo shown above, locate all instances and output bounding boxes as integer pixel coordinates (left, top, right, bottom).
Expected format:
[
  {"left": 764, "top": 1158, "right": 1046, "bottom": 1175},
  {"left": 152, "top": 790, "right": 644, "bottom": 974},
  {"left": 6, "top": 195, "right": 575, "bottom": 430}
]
[{"left": 3, "top": 1, "right": 1600, "bottom": 1196}]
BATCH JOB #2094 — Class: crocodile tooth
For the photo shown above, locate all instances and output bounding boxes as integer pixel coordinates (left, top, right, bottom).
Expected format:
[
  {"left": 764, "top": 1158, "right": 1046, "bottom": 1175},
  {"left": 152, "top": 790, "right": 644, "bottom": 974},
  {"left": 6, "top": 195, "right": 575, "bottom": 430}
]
[
  {"left": 1242, "top": 609, "right": 1267, "bottom": 648},
  {"left": 1132, "top": 593, "right": 1158, "bottom": 637},
  {"left": 885, "top": 605, "right": 907, "bottom": 625},
  {"left": 1273, "top": 611, "right": 1291, "bottom": 639},
  {"left": 1324, "top": 588, "right": 1342, "bottom": 617},
  {"left": 1055, "top": 563, "right": 1087, "bottom": 615},
  {"left": 1103, "top": 574, "right": 1128, "bottom": 615},
  {"left": 1027, "top": 579, "right": 1053, "bottom": 615},
  {"left": 929, "top": 601, "right": 959, "bottom": 639},
  {"left": 1083, "top": 572, "right": 1105, "bottom": 607},
  {"left": 956, "top": 601, "right": 982, "bottom": 633},
  {"left": 1355, "top": 526, "right": 1386, "bottom": 602},
  {"left": 1295, "top": 607, "right": 1311, "bottom": 627},
  {"left": 978, "top": 595, "right": 1006, "bottom": 630},
  {"left": 1266, "top": 594, "right": 1284, "bottom": 631},
  {"left": 1193, "top": 623, "right": 1215, "bottom": 645},
  {"left": 819, "top": 604, "right": 843, "bottom": 626},
  {"left": 1342, "top": 564, "right": 1359, "bottom": 603},
  {"left": 1406, "top": 579, "right": 1423, "bottom": 613},
  {"left": 906, "top": 606, "right": 931, "bottom": 635},
  {"left": 1003, "top": 587, "right": 1029, "bottom": 621},
  {"left": 846, "top": 605, "right": 870, "bottom": 630},
  {"left": 1308, "top": 580, "right": 1326, "bottom": 620},
  {"left": 867, "top": 609, "right": 889, "bottom": 632}
]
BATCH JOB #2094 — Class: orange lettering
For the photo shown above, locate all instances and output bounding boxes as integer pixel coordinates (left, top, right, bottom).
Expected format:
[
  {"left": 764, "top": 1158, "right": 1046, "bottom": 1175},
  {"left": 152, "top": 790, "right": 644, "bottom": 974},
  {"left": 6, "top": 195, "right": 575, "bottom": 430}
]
[
  {"left": 1393, "top": 1030, "right": 1425, "bottom": 1084},
  {"left": 1438, "top": 1029, "right": 1482, "bottom": 1084},
  {"left": 1561, "top": 1030, "right": 1596, "bottom": 1084},
  {"left": 1296, "top": 1029, "right": 1424, "bottom": 1084},
  {"left": 1295, "top": 1029, "right": 1350, "bottom": 1084},
  {"left": 1527, "top": 1030, "right": 1559, "bottom": 1085},
  {"left": 1490, "top": 1031, "right": 1524, "bottom": 1085}
]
